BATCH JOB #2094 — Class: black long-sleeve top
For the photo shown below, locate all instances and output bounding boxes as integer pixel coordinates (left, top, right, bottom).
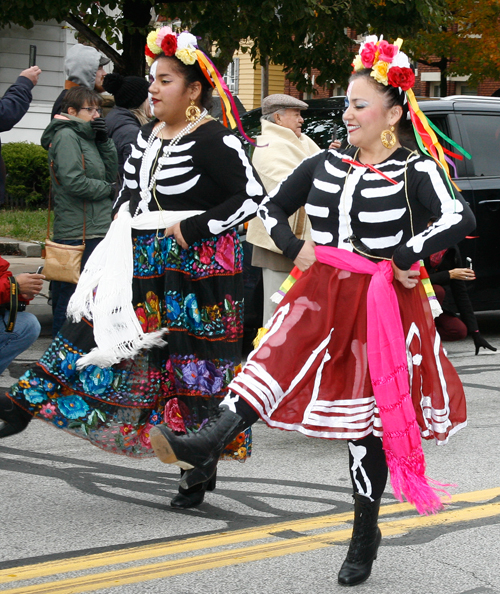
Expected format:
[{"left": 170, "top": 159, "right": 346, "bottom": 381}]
[
  {"left": 113, "top": 119, "right": 264, "bottom": 244},
  {"left": 424, "top": 246, "right": 478, "bottom": 333},
  {"left": 258, "top": 145, "right": 476, "bottom": 270}
]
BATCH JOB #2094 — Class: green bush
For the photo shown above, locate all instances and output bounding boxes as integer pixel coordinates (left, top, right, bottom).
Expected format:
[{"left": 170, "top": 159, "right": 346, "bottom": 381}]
[{"left": 2, "top": 142, "right": 50, "bottom": 208}]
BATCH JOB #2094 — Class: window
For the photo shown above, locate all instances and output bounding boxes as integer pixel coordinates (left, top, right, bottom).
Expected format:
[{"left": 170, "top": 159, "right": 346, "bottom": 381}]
[
  {"left": 223, "top": 58, "right": 239, "bottom": 95},
  {"left": 456, "top": 83, "right": 477, "bottom": 96},
  {"left": 331, "top": 84, "right": 345, "bottom": 97},
  {"left": 430, "top": 83, "right": 441, "bottom": 97},
  {"left": 461, "top": 114, "right": 500, "bottom": 177}
]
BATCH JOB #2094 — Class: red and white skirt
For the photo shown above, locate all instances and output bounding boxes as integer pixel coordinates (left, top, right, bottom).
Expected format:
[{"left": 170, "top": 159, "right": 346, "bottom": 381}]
[{"left": 229, "top": 262, "right": 466, "bottom": 443}]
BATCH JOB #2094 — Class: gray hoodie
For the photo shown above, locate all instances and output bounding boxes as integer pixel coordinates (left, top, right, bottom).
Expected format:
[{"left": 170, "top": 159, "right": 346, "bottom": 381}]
[
  {"left": 51, "top": 44, "right": 105, "bottom": 119},
  {"left": 64, "top": 44, "right": 102, "bottom": 88}
]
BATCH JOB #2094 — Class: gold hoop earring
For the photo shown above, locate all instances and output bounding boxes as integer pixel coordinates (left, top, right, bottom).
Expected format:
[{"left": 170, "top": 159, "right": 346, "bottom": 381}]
[
  {"left": 381, "top": 126, "right": 397, "bottom": 149},
  {"left": 186, "top": 100, "right": 201, "bottom": 123}
]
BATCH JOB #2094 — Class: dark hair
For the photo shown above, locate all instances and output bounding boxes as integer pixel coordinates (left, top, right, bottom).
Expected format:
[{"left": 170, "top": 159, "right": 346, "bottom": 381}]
[
  {"left": 154, "top": 54, "right": 213, "bottom": 110},
  {"left": 349, "top": 69, "right": 417, "bottom": 150},
  {"left": 61, "top": 86, "right": 103, "bottom": 113}
]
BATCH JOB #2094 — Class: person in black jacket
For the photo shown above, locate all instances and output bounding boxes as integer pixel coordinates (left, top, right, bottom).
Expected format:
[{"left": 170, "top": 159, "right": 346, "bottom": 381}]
[
  {"left": 0, "top": 66, "right": 42, "bottom": 204},
  {"left": 102, "top": 73, "right": 151, "bottom": 179},
  {"left": 425, "top": 244, "right": 497, "bottom": 355}
]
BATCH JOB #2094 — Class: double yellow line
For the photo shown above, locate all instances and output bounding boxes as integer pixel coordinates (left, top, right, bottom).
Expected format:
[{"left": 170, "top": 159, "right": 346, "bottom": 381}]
[{"left": 2, "top": 487, "right": 499, "bottom": 594}]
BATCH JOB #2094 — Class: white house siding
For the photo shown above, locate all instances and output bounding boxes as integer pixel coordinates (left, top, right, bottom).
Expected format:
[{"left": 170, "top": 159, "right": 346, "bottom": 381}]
[{"left": 0, "top": 21, "right": 77, "bottom": 144}]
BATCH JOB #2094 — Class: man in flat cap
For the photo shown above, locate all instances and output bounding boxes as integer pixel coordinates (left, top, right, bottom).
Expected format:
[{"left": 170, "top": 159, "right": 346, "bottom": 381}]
[{"left": 246, "top": 94, "right": 323, "bottom": 324}]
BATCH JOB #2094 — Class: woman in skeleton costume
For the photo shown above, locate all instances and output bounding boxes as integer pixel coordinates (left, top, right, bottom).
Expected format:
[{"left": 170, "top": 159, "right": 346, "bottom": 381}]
[
  {"left": 149, "top": 37, "right": 475, "bottom": 586},
  {"left": 0, "top": 27, "right": 264, "bottom": 509}
]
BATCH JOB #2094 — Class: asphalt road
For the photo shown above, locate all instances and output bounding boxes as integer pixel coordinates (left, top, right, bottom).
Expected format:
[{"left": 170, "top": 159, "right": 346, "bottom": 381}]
[{"left": 0, "top": 255, "right": 500, "bottom": 594}]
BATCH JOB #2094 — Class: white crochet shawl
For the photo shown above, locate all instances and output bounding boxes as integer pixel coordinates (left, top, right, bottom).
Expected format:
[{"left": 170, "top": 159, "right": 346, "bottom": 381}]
[{"left": 67, "top": 202, "right": 203, "bottom": 369}]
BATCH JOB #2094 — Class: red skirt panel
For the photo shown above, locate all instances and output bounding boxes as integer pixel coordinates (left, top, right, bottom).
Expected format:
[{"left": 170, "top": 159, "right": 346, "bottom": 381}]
[{"left": 229, "top": 262, "right": 466, "bottom": 442}]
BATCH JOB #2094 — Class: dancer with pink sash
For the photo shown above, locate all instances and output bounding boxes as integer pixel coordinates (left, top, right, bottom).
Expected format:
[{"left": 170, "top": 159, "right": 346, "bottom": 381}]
[{"left": 150, "top": 36, "right": 475, "bottom": 586}]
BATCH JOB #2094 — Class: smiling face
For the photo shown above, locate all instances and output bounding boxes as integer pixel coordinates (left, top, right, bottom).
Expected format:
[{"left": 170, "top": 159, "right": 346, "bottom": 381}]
[
  {"left": 148, "top": 57, "right": 198, "bottom": 126},
  {"left": 343, "top": 76, "right": 401, "bottom": 153}
]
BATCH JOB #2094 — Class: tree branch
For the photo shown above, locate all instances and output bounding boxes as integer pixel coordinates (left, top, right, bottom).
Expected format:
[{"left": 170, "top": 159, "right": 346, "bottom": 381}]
[{"left": 65, "top": 13, "right": 126, "bottom": 71}]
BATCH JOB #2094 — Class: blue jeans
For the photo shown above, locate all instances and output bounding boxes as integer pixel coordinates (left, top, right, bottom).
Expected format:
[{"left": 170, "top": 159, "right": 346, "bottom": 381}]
[
  {"left": 0, "top": 310, "right": 41, "bottom": 374},
  {"left": 51, "top": 237, "right": 103, "bottom": 337}
]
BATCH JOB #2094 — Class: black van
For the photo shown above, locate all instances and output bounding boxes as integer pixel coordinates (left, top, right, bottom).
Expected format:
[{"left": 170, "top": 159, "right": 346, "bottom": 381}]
[{"left": 238, "top": 95, "right": 500, "bottom": 311}]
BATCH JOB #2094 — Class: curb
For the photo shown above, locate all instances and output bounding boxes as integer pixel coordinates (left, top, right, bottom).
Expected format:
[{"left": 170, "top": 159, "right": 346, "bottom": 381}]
[{"left": 0, "top": 240, "right": 42, "bottom": 257}]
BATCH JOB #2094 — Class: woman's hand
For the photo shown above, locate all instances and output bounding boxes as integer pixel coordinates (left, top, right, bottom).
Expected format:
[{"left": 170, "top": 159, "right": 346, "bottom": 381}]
[
  {"left": 449, "top": 267, "right": 476, "bottom": 281},
  {"left": 392, "top": 260, "right": 420, "bottom": 289},
  {"left": 329, "top": 139, "right": 342, "bottom": 150},
  {"left": 293, "top": 241, "right": 317, "bottom": 272},
  {"left": 164, "top": 222, "right": 188, "bottom": 249}
]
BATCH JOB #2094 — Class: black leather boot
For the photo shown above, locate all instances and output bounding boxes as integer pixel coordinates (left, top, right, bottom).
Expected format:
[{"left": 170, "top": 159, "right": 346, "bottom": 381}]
[
  {"left": 170, "top": 470, "right": 217, "bottom": 509},
  {"left": 338, "top": 494, "right": 382, "bottom": 586},
  {"left": 150, "top": 405, "right": 247, "bottom": 489},
  {"left": 0, "top": 393, "right": 31, "bottom": 438}
]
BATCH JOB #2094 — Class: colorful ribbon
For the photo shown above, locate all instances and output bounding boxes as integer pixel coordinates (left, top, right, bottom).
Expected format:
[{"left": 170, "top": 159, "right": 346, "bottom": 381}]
[{"left": 196, "top": 50, "right": 256, "bottom": 146}]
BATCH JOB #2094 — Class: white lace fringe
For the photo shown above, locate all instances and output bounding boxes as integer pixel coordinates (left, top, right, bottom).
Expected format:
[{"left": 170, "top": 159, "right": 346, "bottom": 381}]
[{"left": 67, "top": 202, "right": 203, "bottom": 369}]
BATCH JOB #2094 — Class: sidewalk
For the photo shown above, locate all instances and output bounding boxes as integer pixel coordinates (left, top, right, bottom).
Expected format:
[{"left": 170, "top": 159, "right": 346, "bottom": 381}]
[{"left": 2, "top": 253, "right": 52, "bottom": 337}]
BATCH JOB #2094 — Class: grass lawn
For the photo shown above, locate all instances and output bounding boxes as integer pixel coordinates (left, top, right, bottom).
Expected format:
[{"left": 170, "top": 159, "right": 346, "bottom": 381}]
[{"left": 0, "top": 209, "right": 52, "bottom": 243}]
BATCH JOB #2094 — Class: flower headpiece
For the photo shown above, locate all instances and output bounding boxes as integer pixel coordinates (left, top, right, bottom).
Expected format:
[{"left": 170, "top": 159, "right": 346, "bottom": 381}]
[
  {"left": 145, "top": 27, "right": 198, "bottom": 68},
  {"left": 352, "top": 35, "right": 415, "bottom": 91},
  {"left": 352, "top": 36, "right": 471, "bottom": 192},
  {"left": 145, "top": 25, "right": 255, "bottom": 145}
]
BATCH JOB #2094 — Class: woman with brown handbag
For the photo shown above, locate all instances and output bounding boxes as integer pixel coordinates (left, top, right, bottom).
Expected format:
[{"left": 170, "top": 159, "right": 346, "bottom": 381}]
[{"left": 42, "top": 86, "right": 118, "bottom": 336}]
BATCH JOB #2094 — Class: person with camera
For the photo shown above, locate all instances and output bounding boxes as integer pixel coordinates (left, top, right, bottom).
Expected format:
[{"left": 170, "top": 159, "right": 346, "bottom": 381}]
[
  {"left": 0, "top": 66, "right": 42, "bottom": 205},
  {"left": 42, "top": 85, "right": 118, "bottom": 336},
  {"left": 0, "top": 258, "right": 43, "bottom": 376}
]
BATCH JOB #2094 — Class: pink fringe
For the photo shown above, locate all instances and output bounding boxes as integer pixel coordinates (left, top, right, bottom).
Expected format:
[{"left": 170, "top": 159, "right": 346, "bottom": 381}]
[{"left": 385, "top": 449, "right": 452, "bottom": 515}]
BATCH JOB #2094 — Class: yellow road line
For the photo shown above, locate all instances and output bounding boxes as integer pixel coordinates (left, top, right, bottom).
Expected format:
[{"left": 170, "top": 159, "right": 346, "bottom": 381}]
[
  {"left": 1, "top": 498, "right": 500, "bottom": 594},
  {"left": 0, "top": 487, "right": 499, "bottom": 585}
]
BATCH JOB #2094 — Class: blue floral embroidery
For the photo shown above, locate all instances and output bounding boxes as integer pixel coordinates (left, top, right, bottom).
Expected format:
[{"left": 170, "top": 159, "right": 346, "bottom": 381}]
[
  {"left": 79, "top": 366, "right": 114, "bottom": 395},
  {"left": 184, "top": 293, "right": 203, "bottom": 332},
  {"left": 61, "top": 352, "right": 79, "bottom": 379},
  {"left": 165, "top": 294, "right": 181, "bottom": 321},
  {"left": 25, "top": 388, "right": 46, "bottom": 404},
  {"left": 58, "top": 395, "right": 90, "bottom": 420}
]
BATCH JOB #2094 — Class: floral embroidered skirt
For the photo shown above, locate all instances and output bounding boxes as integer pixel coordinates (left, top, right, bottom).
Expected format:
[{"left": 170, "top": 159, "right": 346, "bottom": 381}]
[
  {"left": 229, "top": 262, "right": 466, "bottom": 443},
  {"left": 6, "top": 230, "right": 251, "bottom": 459}
]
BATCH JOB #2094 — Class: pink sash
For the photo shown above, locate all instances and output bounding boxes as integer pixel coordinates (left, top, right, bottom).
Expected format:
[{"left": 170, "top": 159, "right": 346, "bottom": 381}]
[{"left": 315, "top": 246, "right": 448, "bottom": 514}]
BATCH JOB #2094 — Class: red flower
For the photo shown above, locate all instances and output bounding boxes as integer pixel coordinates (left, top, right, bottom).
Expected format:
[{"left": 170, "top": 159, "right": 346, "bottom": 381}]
[
  {"left": 199, "top": 243, "right": 214, "bottom": 265},
  {"left": 215, "top": 234, "right": 235, "bottom": 272},
  {"left": 377, "top": 40, "right": 398, "bottom": 64},
  {"left": 387, "top": 66, "right": 415, "bottom": 91},
  {"left": 161, "top": 34, "right": 177, "bottom": 56},
  {"left": 164, "top": 398, "right": 190, "bottom": 433},
  {"left": 135, "top": 306, "right": 148, "bottom": 332},
  {"left": 145, "top": 44, "right": 156, "bottom": 60},
  {"left": 360, "top": 42, "right": 377, "bottom": 68}
]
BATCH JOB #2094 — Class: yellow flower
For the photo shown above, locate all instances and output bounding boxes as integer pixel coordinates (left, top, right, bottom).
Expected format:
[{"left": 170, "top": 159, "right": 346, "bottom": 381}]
[
  {"left": 371, "top": 61, "right": 389, "bottom": 85},
  {"left": 146, "top": 30, "right": 161, "bottom": 54},
  {"left": 146, "top": 56, "right": 155, "bottom": 67},
  {"left": 175, "top": 47, "right": 197, "bottom": 65},
  {"left": 352, "top": 55, "right": 364, "bottom": 71}
]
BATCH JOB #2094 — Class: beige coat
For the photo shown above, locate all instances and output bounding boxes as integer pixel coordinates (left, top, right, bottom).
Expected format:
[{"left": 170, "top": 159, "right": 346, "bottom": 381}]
[{"left": 247, "top": 120, "right": 321, "bottom": 256}]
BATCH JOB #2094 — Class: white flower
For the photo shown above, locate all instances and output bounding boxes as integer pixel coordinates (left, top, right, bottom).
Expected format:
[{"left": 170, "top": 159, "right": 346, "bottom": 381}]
[
  {"left": 177, "top": 31, "right": 198, "bottom": 50},
  {"left": 365, "top": 35, "right": 379, "bottom": 45},
  {"left": 391, "top": 50, "right": 411, "bottom": 69}
]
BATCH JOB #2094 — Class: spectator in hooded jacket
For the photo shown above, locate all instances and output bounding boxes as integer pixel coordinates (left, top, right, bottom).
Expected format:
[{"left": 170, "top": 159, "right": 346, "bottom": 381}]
[
  {"left": 42, "top": 86, "right": 118, "bottom": 336},
  {"left": 51, "top": 44, "right": 110, "bottom": 119},
  {"left": 0, "top": 66, "right": 42, "bottom": 204},
  {"left": 103, "top": 73, "right": 151, "bottom": 179}
]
